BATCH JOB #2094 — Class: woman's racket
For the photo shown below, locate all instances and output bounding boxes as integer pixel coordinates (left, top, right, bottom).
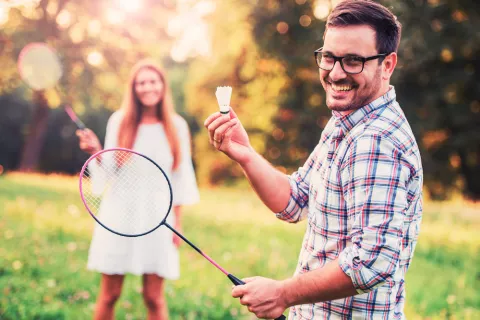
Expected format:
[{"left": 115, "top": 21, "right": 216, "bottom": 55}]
[
  {"left": 79, "top": 148, "right": 286, "bottom": 320},
  {"left": 17, "top": 42, "right": 85, "bottom": 130},
  {"left": 64, "top": 105, "right": 86, "bottom": 129}
]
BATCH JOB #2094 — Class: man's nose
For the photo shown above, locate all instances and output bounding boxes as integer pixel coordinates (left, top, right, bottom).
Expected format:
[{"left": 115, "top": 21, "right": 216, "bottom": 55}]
[{"left": 328, "top": 61, "right": 348, "bottom": 82}]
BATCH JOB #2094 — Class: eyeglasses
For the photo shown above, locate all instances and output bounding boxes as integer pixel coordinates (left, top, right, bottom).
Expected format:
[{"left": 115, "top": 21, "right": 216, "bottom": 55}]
[{"left": 314, "top": 47, "right": 388, "bottom": 74}]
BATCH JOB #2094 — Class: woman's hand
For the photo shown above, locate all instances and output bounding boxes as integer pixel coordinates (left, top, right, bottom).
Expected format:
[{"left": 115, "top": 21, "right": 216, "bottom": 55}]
[{"left": 76, "top": 129, "right": 102, "bottom": 155}]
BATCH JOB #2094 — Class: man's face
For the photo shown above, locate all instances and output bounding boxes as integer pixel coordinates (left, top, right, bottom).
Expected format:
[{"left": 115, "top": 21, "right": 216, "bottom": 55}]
[{"left": 320, "top": 25, "right": 385, "bottom": 113}]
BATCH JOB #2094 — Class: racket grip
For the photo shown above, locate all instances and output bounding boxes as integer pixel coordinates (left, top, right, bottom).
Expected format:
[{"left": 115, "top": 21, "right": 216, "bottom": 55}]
[
  {"left": 227, "top": 274, "right": 287, "bottom": 320},
  {"left": 228, "top": 273, "right": 245, "bottom": 285},
  {"left": 75, "top": 120, "right": 86, "bottom": 130}
]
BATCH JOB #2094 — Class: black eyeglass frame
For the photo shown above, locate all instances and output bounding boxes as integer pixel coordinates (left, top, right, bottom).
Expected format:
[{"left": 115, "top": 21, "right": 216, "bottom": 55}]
[{"left": 314, "top": 47, "right": 389, "bottom": 74}]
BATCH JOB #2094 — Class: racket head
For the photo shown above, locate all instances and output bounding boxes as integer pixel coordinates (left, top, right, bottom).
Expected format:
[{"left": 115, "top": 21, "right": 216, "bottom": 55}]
[
  {"left": 79, "top": 148, "right": 173, "bottom": 237},
  {"left": 18, "top": 42, "right": 63, "bottom": 90}
]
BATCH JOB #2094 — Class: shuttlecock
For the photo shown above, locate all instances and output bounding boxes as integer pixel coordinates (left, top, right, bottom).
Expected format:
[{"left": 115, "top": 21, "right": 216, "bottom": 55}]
[{"left": 215, "top": 86, "right": 232, "bottom": 114}]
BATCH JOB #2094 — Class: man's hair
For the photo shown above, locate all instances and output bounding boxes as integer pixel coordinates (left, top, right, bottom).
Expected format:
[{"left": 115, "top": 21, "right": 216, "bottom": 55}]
[{"left": 325, "top": 0, "right": 402, "bottom": 54}]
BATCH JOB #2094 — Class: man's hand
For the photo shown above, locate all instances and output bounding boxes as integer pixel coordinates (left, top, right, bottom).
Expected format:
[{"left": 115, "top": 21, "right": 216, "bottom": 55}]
[
  {"left": 231, "top": 276, "right": 287, "bottom": 319},
  {"left": 204, "top": 108, "right": 253, "bottom": 166}
]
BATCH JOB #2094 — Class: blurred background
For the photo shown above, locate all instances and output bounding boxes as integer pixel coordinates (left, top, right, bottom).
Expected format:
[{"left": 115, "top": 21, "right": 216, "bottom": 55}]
[{"left": 0, "top": 0, "right": 478, "bottom": 319}]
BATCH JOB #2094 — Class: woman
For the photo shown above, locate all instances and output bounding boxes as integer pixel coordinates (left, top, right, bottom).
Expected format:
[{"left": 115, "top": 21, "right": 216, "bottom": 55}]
[{"left": 77, "top": 59, "right": 199, "bottom": 320}]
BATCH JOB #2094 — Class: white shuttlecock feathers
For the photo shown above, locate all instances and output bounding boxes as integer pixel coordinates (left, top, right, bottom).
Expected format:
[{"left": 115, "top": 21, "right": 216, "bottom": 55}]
[{"left": 215, "top": 86, "right": 232, "bottom": 114}]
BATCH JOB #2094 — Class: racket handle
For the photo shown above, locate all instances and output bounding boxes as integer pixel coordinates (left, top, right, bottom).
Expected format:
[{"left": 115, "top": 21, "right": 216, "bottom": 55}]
[
  {"left": 75, "top": 120, "right": 86, "bottom": 130},
  {"left": 227, "top": 274, "right": 287, "bottom": 320},
  {"left": 228, "top": 273, "right": 245, "bottom": 285}
]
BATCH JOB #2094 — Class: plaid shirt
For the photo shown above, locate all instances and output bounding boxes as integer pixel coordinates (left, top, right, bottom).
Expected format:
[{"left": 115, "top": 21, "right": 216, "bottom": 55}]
[{"left": 277, "top": 87, "right": 423, "bottom": 319}]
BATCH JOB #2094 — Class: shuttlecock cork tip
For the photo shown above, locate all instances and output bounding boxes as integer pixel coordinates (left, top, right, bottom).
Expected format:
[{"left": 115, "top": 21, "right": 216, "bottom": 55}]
[{"left": 216, "top": 86, "right": 232, "bottom": 114}]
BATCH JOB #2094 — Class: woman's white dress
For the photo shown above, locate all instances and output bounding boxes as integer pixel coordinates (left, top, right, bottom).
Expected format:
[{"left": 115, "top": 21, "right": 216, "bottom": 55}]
[{"left": 86, "top": 111, "right": 200, "bottom": 279}]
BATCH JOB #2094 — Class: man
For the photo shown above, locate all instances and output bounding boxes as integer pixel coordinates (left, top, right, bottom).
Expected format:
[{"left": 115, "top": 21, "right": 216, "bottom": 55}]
[{"left": 204, "top": 0, "right": 423, "bottom": 319}]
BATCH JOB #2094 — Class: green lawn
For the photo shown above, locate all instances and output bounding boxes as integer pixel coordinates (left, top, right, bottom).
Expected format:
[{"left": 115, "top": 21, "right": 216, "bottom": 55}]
[{"left": 0, "top": 173, "right": 478, "bottom": 319}]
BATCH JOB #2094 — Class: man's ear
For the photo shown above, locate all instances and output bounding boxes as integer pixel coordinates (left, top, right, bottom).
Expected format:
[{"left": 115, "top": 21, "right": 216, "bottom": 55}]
[{"left": 382, "top": 52, "right": 397, "bottom": 80}]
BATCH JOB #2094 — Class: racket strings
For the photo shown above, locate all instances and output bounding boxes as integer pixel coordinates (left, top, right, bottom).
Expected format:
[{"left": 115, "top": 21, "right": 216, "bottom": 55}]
[{"left": 81, "top": 150, "right": 171, "bottom": 236}]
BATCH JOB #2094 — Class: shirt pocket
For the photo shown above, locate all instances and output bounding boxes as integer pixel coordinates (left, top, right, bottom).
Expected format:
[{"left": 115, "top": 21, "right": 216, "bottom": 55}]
[{"left": 311, "top": 166, "right": 347, "bottom": 241}]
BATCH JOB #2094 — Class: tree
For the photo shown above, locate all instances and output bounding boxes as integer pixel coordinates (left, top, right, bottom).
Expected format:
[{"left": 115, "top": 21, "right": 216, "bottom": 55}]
[
  {"left": 249, "top": 0, "right": 479, "bottom": 200},
  {"left": 392, "top": 0, "right": 480, "bottom": 199},
  {"left": 184, "top": 0, "right": 290, "bottom": 185},
  {"left": 0, "top": 0, "right": 177, "bottom": 172}
]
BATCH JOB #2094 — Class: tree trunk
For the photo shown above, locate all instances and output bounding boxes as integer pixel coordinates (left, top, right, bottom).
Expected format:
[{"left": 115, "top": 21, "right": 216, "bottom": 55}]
[
  {"left": 18, "top": 91, "right": 49, "bottom": 172},
  {"left": 458, "top": 147, "right": 480, "bottom": 201}
]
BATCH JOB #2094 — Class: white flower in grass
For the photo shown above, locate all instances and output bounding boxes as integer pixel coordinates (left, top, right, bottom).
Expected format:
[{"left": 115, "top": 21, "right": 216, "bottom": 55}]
[
  {"left": 12, "top": 260, "right": 23, "bottom": 270},
  {"left": 447, "top": 295, "right": 456, "bottom": 304},
  {"left": 46, "top": 279, "right": 56, "bottom": 288},
  {"left": 67, "top": 242, "right": 77, "bottom": 252}
]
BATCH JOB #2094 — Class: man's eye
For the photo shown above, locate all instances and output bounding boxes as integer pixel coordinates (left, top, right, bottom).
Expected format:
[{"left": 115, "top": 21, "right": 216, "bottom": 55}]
[
  {"left": 322, "top": 54, "right": 334, "bottom": 61},
  {"left": 344, "top": 57, "right": 363, "bottom": 65}
]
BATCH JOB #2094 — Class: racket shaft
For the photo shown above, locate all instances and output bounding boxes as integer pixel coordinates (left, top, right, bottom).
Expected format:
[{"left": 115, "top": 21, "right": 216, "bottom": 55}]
[
  {"left": 166, "top": 224, "right": 286, "bottom": 320},
  {"left": 73, "top": 118, "right": 86, "bottom": 130},
  {"left": 164, "top": 222, "right": 228, "bottom": 275},
  {"left": 65, "top": 106, "right": 86, "bottom": 129}
]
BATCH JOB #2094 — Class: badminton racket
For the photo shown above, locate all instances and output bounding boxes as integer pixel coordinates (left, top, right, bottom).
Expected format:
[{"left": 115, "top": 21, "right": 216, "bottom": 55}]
[
  {"left": 79, "top": 148, "right": 286, "bottom": 320},
  {"left": 17, "top": 42, "right": 85, "bottom": 130}
]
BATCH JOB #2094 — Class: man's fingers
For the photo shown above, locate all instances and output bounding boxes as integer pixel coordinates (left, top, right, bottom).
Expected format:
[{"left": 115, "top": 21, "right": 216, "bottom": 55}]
[
  {"left": 207, "top": 114, "right": 231, "bottom": 143},
  {"left": 242, "top": 276, "right": 259, "bottom": 283},
  {"left": 228, "top": 107, "right": 239, "bottom": 120},
  {"left": 213, "top": 118, "right": 238, "bottom": 143},
  {"left": 204, "top": 112, "right": 223, "bottom": 128},
  {"left": 240, "top": 295, "right": 251, "bottom": 306},
  {"left": 207, "top": 114, "right": 230, "bottom": 132},
  {"left": 231, "top": 285, "right": 246, "bottom": 298}
]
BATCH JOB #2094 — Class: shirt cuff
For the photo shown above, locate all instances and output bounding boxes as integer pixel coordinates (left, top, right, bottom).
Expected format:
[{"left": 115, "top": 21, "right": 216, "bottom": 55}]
[
  {"left": 338, "top": 247, "right": 369, "bottom": 294},
  {"left": 275, "top": 176, "right": 306, "bottom": 223}
]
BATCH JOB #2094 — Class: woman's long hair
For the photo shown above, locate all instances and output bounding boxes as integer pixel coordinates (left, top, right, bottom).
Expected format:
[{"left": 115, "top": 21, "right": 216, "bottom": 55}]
[{"left": 117, "top": 59, "right": 181, "bottom": 170}]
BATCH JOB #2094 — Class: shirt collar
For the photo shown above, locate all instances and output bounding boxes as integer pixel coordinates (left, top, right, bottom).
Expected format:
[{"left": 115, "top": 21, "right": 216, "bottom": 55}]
[{"left": 332, "top": 86, "right": 396, "bottom": 134}]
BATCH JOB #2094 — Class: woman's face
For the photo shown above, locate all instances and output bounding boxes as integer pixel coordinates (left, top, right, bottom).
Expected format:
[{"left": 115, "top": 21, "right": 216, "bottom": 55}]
[{"left": 134, "top": 68, "right": 164, "bottom": 108}]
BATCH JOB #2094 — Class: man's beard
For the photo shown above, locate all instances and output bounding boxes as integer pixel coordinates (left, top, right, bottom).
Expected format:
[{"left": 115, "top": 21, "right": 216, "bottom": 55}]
[{"left": 324, "top": 69, "right": 382, "bottom": 112}]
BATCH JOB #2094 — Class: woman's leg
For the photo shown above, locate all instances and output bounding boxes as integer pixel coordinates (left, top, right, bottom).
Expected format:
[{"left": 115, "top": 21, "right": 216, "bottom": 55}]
[
  {"left": 93, "top": 274, "right": 125, "bottom": 320},
  {"left": 142, "top": 274, "right": 168, "bottom": 320}
]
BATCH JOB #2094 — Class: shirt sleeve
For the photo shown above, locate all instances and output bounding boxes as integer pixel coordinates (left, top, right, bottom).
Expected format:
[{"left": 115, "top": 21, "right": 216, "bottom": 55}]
[
  {"left": 275, "top": 143, "right": 321, "bottom": 223},
  {"left": 338, "top": 134, "right": 413, "bottom": 294},
  {"left": 171, "top": 117, "right": 200, "bottom": 206}
]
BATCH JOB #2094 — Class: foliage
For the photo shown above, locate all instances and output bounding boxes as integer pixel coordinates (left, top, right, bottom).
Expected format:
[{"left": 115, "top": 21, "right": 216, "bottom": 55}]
[
  {"left": 248, "top": 0, "right": 479, "bottom": 199},
  {"left": 392, "top": 0, "right": 480, "bottom": 200},
  {"left": 0, "top": 0, "right": 478, "bottom": 198},
  {"left": 183, "top": 0, "right": 290, "bottom": 184},
  {"left": 0, "top": 0, "right": 182, "bottom": 172},
  {"left": 0, "top": 173, "right": 479, "bottom": 319}
]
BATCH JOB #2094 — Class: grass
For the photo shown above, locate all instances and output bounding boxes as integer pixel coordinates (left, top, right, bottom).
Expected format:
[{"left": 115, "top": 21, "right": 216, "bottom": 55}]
[{"left": 0, "top": 173, "right": 479, "bottom": 319}]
